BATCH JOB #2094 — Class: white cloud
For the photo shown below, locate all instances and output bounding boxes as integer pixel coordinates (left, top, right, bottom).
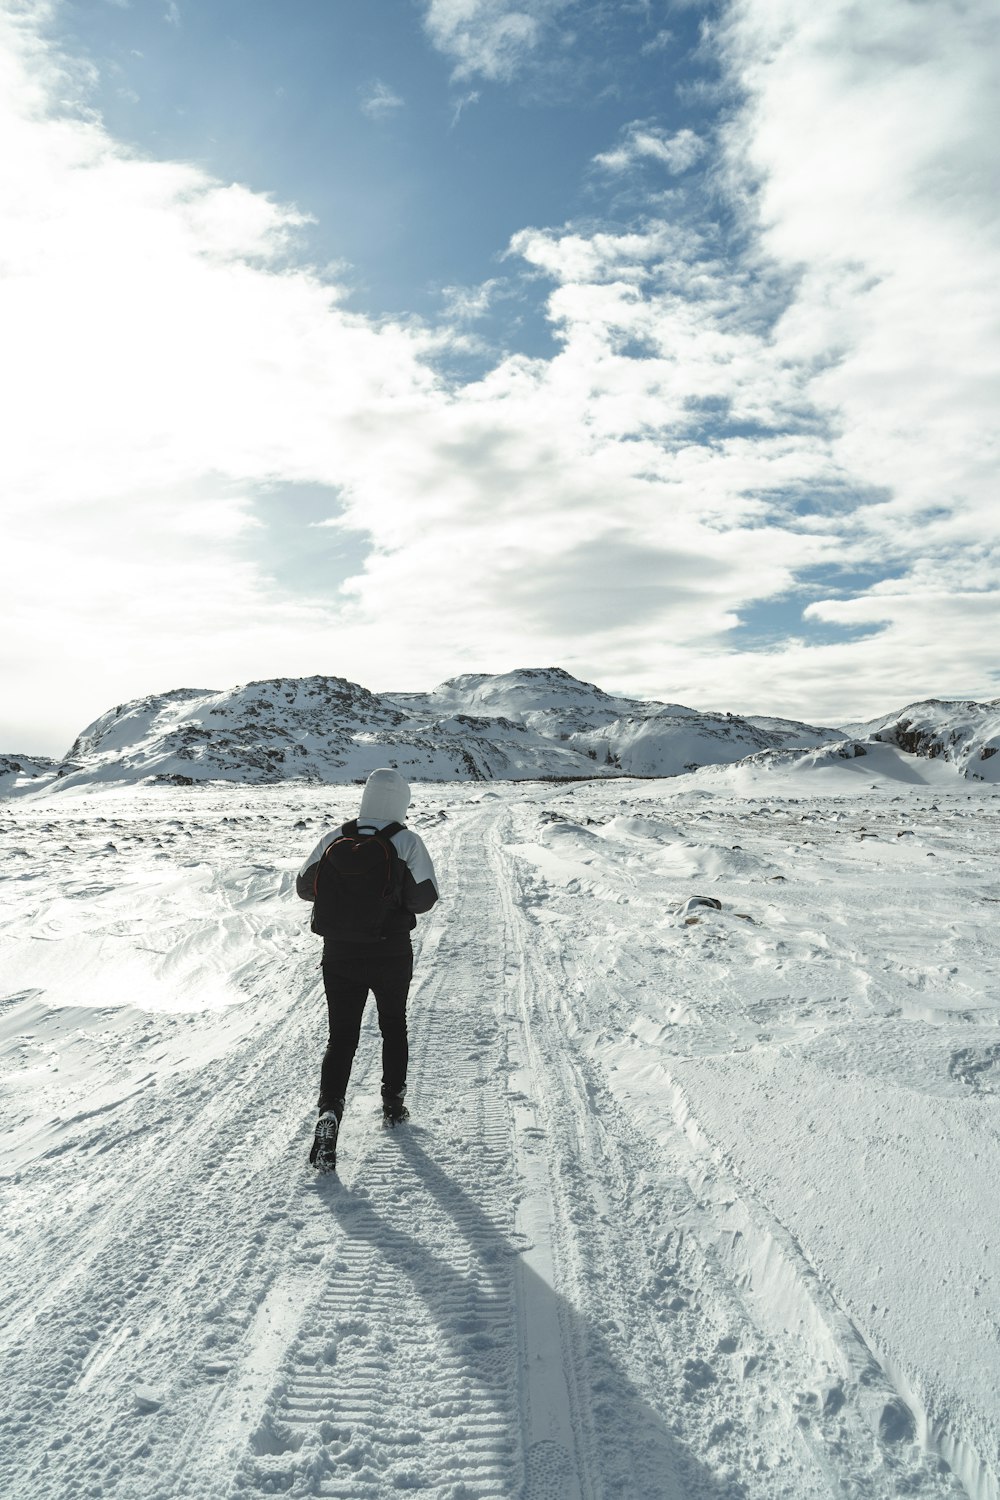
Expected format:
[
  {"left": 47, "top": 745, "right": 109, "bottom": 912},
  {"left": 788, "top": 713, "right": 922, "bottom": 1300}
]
[
  {"left": 509, "top": 223, "right": 687, "bottom": 283},
  {"left": 439, "top": 278, "right": 503, "bottom": 320},
  {"left": 360, "top": 79, "right": 405, "bottom": 119},
  {"left": 420, "top": 0, "right": 574, "bottom": 82},
  {"left": 716, "top": 0, "right": 1000, "bottom": 534},
  {"left": 2, "top": 3, "right": 813, "bottom": 753},
  {"left": 691, "top": 0, "right": 1000, "bottom": 708},
  {"left": 594, "top": 124, "right": 705, "bottom": 175},
  {"left": 2, "top": 0, "right": 999, "bottom": 753},
  {"left": 449, "top": 88, "right": 480, "bottom": 127},
  {"left": 640, "top": 29, "right": 672, "bottom": 57},
  {"left": 0, "top": 7, "right": 441, "bottom": 749}
]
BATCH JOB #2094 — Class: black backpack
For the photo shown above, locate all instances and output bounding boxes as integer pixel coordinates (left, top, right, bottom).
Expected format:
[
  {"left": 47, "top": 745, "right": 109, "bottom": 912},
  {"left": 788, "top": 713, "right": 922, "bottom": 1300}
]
[{"left": 311, "top": 820, "right": 405, "bottom": 941}]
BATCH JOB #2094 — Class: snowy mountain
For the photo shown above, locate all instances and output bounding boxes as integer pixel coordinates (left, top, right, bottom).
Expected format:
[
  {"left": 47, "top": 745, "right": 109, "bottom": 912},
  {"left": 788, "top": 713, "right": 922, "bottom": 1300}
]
[
  {"left": 0, "top": 753, "right": 62, "bottom": 796},
  {"left": 50, "top": 673, "right": 621, "bottom": 790},
  {"left": 64, "top": 678, "right": 408, "bottom": 785},
  {"left": 389, "top": 665, "right": 662, "bottom": 732},
  {"left": 563, "top": 708, "right": 845, "bottom": 777},
  {"left": 705, "top": 701, "right": 1000, "bottom": 788},
  {"left": 3, "top": 670, "right": 998, "bottom": 795},
  {"left": 842, "top": 698, "right": 1000, "bottom": 781},
  {"left": 390, "top": 667, "right": 845, "bottom": 777}
]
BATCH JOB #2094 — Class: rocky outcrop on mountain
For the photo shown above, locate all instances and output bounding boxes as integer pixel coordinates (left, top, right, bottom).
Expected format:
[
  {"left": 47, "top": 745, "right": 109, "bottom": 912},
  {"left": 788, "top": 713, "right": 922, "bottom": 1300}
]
[
  {"left": 388, "top": 666, "right": 661, "bottom": 736},
  {"left": 4, "top": 671, "right": 998, "bottom": 794},
  {"left": 57, "top": 677, "right": 486, "bottom": 788},
  {"left": 0, "top": 754, "right": 63, "bottom": 795},
  {"left": 66, "top": 678, "right": 406, "bottom": 784},
  {"left": 37, "top": 673, "right": 616, "bottom": 792},
  {"left": 565, "top": 710, "right": 845, "bottom": 777},
  {"left": 845, "top": 700, "right": 1000, "bottom": 782},
  {"left": 391, "top": 668, "right": 846, "bottom": 777}
]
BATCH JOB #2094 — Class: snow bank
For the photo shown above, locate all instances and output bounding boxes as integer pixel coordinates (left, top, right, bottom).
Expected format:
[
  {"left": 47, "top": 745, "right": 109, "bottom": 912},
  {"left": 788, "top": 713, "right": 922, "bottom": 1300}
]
[
  {"left": 3, "top": 775, "right": 999, "bottom": 1498},
  {"left": 505, "top": 774, "right": 1000, "bottom": 1495}
]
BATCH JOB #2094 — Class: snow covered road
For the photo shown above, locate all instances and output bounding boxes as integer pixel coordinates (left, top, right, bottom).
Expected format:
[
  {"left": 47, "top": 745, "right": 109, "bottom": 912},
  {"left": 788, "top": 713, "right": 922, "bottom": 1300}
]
[{"left": 2, "top": 771, "right": 998, "bottom": 1499}]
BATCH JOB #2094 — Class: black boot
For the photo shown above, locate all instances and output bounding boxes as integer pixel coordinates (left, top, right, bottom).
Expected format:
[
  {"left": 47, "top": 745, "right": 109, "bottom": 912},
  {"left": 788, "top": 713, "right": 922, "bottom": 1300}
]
[
  {"left": 381, "top": 1086, "right": 409, "bottom": 1126},
  {"left": 309, "top": 1098, "right": 344, "bottom": 1171}
]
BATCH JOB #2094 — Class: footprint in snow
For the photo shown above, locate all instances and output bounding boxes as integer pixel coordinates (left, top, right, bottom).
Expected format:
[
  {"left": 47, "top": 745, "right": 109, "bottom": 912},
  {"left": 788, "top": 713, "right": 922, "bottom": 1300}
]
[{"left": 949, "top": 1044, "right": 1000, "bottom": 1092}]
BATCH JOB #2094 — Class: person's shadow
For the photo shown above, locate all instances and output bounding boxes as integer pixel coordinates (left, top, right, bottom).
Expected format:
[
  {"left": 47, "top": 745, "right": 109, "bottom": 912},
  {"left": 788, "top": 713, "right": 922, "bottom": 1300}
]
[{"left": 319, "top": 1128, "right": 745, "bottom": 1500}]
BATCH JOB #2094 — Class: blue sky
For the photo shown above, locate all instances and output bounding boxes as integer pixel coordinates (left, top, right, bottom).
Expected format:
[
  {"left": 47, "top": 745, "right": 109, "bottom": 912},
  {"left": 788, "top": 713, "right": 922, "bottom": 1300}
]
[
  {"left": 58, "top": 1, "right": 712, "bottom": 344},
  {"left": 2, "top": 0, "right": 999, "bottom": 753}
]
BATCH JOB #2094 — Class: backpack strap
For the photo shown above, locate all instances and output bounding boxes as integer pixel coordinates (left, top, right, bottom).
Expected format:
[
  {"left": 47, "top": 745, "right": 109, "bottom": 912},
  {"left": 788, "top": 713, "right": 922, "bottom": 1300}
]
[
  {"left": 318, "top": 820, "right": 403, "bottom": 865},
  {"left": 368, "top": 820, "right": 404, "bottom": 842}
]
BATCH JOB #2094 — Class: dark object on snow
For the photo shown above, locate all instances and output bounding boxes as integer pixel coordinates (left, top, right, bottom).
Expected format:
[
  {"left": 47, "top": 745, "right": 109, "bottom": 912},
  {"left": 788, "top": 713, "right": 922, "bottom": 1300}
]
[
  {"left": 320, "top": 946, "right": 412, "bottom": 1108},
  {"left": 678, "top": 895, "right": 722, "bottom": 916},
  {"left": 676, "top": 894, "right": 724, "bottom": 926},
  {"left": 310, "top": 1108, "right": 341, "bottom": 1172},
  {"left": 297, "top": 769, "right": 439, "bottom": 1164},
  {"left": 382, "top": 1087, "right": 409, "bottom": 1126},
  {"left": 311, "top": 819, "right": 405, "bottom": 941}
]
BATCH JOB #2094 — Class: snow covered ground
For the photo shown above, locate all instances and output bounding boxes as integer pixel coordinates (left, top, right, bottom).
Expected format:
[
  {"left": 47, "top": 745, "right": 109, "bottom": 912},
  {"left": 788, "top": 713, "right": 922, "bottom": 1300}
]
[{"left": 2, "top": 756, "right": 999, "bottom": 1499}]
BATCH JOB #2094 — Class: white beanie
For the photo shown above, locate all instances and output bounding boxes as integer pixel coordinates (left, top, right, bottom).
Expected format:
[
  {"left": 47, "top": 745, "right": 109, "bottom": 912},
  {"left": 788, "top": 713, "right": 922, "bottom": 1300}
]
[{"left": 358, "top": 768, "right": 411, "bottom": 824}]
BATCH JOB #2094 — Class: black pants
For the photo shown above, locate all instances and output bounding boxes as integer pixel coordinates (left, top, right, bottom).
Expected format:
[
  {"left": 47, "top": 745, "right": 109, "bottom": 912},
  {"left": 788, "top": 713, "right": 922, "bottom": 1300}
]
[{"left": 319, "top": 942, "right": 413, "bottom": 1111}]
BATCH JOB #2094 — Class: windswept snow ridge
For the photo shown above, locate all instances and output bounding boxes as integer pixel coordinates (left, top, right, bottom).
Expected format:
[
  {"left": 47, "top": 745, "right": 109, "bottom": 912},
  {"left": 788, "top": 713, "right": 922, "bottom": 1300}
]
[
  {"left": 2, "top": 768, "right": 999, "bottom": 1498},
  {"left": 5, "top": 667, "right": 998, "bottom": 795}
]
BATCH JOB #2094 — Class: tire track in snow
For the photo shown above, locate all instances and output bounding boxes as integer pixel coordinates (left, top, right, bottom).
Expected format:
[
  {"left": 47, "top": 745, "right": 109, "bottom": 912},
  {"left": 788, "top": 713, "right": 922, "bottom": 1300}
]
[
  {"left": 490, "top": 809, "right": 693, "bottom": 1500},
  {"left": 494, "top": 793, "right": 972, "bottom": 1500},
  {"left": 8, "top": 790, "right": 952, "bottom": 1500},
  {"left": 0, "top": 939, "right": 328, "bottom": 1500},
  {"left": 232, "top": 816, "right": 524, "bottom": 1497},
  {"left": 490, "top": 802, "right": 871, "bottom": 1499},
  {"left": 230, "top": 801, "right": 760, "bottom": 1500},
  {"left": 256, "top": 1146, "right": 520, "bottom": 1499}
]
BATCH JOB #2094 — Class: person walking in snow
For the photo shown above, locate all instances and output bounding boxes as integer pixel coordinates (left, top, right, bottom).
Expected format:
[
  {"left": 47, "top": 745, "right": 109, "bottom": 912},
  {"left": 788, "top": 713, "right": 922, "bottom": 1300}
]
[{"left": 296, "top": 768, "right": 439, "bottom": 1172}]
